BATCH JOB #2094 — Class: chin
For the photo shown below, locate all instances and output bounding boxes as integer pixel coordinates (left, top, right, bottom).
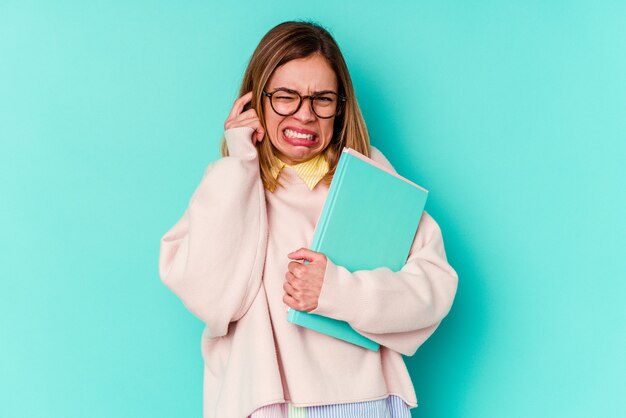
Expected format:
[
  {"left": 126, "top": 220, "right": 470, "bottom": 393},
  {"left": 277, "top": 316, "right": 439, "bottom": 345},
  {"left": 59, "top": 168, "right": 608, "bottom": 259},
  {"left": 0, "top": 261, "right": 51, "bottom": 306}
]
[
  {"left": 275, "top": 137, "right": 329, "bottom": 163},
  {"left": 281, "top": 148, "right": 320, "bottom": 163}
]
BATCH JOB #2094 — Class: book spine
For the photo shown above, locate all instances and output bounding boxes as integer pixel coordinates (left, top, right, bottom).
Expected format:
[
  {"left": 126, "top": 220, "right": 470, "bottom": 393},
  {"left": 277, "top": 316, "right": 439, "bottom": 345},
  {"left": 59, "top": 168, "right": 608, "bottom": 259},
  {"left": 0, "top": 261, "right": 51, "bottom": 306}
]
[{"left": 287, "top": 310, "right": 380, "bottom": 351}]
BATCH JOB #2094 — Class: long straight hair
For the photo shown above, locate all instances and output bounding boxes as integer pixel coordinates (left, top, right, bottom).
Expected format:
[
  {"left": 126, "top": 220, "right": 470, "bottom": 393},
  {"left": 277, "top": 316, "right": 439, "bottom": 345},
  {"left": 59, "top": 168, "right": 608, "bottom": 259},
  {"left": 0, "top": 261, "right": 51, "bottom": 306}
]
[{"left": 220, "top": 21, "right": 371, "bottom": 191}]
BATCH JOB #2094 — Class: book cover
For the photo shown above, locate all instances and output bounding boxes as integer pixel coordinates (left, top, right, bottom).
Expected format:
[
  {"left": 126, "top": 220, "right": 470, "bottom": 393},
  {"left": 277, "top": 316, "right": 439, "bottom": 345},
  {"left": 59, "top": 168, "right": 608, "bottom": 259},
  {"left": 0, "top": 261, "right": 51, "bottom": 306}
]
[{"left": 287, "top": 147, "right": 429, "bottom": 350}]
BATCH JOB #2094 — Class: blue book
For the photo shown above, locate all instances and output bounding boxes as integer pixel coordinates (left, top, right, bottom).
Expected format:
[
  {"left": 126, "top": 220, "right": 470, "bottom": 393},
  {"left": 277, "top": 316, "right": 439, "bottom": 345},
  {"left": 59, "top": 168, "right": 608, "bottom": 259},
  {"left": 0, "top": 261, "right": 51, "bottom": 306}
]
[{"left": 287, "top": 147, "right": 429, "bottom": 350}]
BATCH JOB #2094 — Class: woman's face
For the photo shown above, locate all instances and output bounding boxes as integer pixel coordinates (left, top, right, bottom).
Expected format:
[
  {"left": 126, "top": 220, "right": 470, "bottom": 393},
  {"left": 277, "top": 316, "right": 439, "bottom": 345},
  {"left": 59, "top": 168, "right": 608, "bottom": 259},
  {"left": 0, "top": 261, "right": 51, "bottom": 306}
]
[{"left": 262, "top": 54, "right": 339, "bottom": 165}]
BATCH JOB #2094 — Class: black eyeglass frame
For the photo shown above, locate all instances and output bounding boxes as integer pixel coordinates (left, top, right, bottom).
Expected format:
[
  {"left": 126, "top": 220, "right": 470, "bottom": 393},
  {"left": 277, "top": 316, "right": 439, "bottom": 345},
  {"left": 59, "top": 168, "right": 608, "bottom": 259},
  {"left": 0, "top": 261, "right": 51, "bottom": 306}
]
[{"left": 262, "top": 88, "right": 347, "bottom": 119}]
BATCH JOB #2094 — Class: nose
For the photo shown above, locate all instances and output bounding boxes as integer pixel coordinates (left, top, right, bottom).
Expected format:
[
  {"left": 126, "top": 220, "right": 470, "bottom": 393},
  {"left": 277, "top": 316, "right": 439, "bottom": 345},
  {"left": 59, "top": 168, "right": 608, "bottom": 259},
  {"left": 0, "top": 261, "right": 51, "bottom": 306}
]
[{"left": 292, "top": 97, "right": 317, "bottom": 123}]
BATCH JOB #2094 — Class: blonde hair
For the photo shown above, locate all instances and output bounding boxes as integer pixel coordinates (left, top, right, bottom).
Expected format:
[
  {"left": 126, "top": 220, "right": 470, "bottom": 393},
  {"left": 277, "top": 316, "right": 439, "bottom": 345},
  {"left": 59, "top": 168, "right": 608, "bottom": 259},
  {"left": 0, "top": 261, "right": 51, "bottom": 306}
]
[{"left": 220, "top": 21, "right": 371, "bottom": 191}]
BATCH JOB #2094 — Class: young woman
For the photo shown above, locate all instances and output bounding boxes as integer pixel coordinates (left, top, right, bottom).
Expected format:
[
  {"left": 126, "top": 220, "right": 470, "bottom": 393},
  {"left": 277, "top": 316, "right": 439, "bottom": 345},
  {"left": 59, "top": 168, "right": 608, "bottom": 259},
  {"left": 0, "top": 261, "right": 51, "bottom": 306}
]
[{"left": 159, "top": 21, "right": 458, "bottom": 418}]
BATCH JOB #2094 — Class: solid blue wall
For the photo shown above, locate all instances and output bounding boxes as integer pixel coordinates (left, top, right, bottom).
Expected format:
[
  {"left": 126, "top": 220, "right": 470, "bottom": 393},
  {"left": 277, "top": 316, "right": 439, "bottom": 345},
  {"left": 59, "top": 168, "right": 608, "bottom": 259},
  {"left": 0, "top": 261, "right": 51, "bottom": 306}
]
[{"left": 1, "top": 1, "right": 624, "bottom": 417}]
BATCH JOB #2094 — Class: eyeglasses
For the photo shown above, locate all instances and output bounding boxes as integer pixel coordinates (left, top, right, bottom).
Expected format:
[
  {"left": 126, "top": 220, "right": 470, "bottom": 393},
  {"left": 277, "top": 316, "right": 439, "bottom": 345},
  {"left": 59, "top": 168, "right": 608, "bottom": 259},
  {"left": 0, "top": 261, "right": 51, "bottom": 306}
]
[{"left": 262, "top": 88, "right": 346, "bottom": 119}]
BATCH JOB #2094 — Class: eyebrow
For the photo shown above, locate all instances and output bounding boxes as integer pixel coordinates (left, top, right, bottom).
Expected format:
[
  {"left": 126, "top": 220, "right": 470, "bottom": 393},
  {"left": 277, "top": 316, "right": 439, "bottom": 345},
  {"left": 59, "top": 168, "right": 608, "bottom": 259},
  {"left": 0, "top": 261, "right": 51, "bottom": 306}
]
[{"left": 273, "top": 86, "right": 338, "bottom": 95}]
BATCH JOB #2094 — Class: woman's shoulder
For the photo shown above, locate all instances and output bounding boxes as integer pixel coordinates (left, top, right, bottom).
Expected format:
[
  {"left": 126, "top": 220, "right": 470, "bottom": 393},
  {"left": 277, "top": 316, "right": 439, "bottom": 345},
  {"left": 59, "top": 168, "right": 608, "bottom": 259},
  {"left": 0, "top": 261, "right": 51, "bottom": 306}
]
[{"left": 369, "top": 145, "right": 397, "bottom": 174}]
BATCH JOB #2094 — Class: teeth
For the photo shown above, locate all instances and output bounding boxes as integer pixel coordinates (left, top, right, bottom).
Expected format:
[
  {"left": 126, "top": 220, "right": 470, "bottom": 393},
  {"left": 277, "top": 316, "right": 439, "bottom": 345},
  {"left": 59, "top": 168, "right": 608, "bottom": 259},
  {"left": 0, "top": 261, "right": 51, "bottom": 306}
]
[{"left": 284, "top": 129, "right": 315, "bottom": 140}]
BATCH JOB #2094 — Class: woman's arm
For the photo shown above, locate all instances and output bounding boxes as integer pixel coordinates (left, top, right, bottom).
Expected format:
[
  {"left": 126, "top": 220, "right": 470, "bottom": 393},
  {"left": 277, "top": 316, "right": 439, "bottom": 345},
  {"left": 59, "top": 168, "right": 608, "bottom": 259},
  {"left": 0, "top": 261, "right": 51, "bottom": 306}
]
[
  {"left": 309, "top": 211, "right": 458, "bottom": 356},
  {"left": 158, "top": 126, "right": 267, "bottom": 339}
]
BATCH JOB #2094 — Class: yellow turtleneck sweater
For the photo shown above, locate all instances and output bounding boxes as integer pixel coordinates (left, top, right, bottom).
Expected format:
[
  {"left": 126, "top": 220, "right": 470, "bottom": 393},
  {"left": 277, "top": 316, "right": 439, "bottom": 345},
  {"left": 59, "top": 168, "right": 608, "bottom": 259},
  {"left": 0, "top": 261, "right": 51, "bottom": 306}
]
[{"left": 268, "top": 153, "right": 330, "bottom": 192}]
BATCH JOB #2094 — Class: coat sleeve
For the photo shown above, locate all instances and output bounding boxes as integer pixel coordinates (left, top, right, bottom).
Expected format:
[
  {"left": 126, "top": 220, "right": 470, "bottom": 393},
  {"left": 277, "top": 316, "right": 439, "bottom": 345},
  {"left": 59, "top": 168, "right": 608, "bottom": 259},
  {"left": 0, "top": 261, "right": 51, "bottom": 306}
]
[
  {"left": 309, "top": 211, "right": 458, "bottom": 356},
  {"left": 158, "top": 127, "right": 268, "bottom": 338}
]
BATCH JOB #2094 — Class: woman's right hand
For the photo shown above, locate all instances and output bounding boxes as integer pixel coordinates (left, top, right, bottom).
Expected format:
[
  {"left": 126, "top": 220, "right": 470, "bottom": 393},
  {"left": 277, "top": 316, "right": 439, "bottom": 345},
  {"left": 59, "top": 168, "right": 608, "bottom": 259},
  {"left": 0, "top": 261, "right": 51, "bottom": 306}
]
[{"left": 224, "top": 91, "right": 265, "bottom": 146}]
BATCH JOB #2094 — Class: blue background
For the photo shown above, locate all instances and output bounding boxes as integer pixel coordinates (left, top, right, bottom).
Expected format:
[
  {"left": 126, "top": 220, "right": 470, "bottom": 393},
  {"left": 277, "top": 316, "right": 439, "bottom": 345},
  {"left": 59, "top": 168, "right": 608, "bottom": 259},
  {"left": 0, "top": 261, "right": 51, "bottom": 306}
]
[{"left": 1, "top": 1, "right": 625, "bottom": 417}]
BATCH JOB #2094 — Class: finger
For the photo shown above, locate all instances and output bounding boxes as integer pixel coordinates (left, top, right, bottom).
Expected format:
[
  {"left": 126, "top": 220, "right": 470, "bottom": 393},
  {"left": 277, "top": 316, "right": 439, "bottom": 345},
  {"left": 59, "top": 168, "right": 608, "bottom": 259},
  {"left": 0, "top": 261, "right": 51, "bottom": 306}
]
[
  {"left": 225, "top": 119, "right": 265, "bottom": 145},
  {"left": 226, "top": 109, "right": 259, "bottom": 127},
  {"left": 283, "top": 280, "right": 298, "bottom": 298},
  {"left": 229, "top": 92, "right": 253, "bottom": 120},
  {"left": 287, "top": 261, "right": 305, "bottom": 278},
  {"left": 227, "top": 91, "right": 253, "bottom": 121},
  {"left": 225, "top": 108, "right": 258, "bottom": 130},
  {"left": 235, "top": 107, "right": 258, "bottom": 119},
  {"left": 285, "top": 270, "right": 299, "bottom": 287},
  {"left": 284, "top": 292, "right": 309, "bottom": 312},
  {"left": 232, "top": 115, "right": 262, "bottom": 131},
  {"left": 287, "top": 248, "right": 317, "bottom": 263},
  {"left": 224, "top": 119, "right": 262, "bottom": 137},
  {"left": 283, "top": 293, "right": 300, "bottom": 311}
]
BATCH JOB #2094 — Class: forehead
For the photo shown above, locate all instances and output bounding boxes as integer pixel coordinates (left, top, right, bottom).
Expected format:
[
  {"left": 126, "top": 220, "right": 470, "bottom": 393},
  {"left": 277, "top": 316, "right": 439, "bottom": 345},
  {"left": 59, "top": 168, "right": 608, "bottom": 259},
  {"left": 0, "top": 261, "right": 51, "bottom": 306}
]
[{"left": 267, "top": 54, "right": 338, "bottom": 92}]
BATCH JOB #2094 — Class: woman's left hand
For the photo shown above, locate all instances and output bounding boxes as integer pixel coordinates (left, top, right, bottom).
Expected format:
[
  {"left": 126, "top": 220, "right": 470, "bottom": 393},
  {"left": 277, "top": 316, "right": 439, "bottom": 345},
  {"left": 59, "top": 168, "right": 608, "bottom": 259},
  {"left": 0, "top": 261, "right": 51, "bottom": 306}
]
[{"left": 283, "top": 248, "right": 327, "bottom": 312}]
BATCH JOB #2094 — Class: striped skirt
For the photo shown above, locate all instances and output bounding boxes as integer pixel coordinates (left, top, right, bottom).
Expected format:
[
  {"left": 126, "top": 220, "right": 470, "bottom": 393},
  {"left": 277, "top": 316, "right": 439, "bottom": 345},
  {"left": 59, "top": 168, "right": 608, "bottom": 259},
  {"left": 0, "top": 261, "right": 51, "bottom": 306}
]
[{"left": 248, "top": 395, "right": 412, "bottom": 418}]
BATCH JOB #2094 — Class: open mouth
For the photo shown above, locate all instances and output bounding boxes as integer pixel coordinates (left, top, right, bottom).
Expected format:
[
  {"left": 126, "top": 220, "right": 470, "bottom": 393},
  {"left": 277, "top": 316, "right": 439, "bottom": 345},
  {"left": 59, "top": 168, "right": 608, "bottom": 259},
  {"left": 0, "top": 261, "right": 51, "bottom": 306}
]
[
  {"left": 282, "top": 128, "right": 318, "bottom": 146},
  {"left": 283, "top": 128, "right": 316, "bottom": 141}
]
